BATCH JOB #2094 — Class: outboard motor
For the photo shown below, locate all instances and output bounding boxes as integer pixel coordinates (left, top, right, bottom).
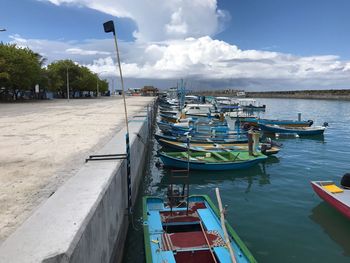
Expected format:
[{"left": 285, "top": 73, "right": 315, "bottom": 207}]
[
  {"left": 260, "top": 143, "right": 270, "bottom": 154},
  {"left": 341, "top": 173, "right": 350, "bottom": 189}
]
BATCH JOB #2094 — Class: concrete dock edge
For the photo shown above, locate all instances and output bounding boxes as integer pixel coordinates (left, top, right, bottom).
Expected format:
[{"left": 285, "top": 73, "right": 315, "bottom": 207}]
[{"left": 0, "top": 99, "right": 157, "bottom": 263}]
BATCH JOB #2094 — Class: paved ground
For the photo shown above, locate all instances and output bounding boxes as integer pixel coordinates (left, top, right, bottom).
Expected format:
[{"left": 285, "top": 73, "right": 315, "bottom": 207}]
[{"left": 0, "top": 96, "right": 155, "bottom": 243}]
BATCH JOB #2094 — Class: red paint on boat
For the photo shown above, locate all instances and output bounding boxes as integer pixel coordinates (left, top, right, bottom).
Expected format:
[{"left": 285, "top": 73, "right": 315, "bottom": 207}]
[
  {"left": 160, "top": 202, "right": 207, "bottom": 223},
  {"left": 162, "top": 231, "right": 224, "bottom": 250},
  {"left": 174, "top": 250, "right": 216, "bottom": 263},
  {"left": 311, "top": 182, "right": 350, "bottom": 219}
]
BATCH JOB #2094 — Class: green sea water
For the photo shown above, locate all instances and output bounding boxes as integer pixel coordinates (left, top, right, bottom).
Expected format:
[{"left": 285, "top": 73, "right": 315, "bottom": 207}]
[{"left": 123, "top": 98, "right": 350, "bottom": 263}]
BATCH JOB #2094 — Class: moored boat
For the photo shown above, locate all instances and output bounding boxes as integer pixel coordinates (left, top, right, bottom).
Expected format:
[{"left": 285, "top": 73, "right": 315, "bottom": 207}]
[
  {"left": 311, "top": 175, "right": 350, "bottom": 219},
  {"left": 258, "top": 123, "right": 326, "bottom": 136},
  {"left": 257, "top": 119, "right": 313, "bottom": 127},
  {"left": 143, "top": 195, "right": 257, "bottom": 263},
  {"left": 157, "top": 138, "right": 280, "bottom": 155},
  {"left": 237, "top": 99, "right": 266, "bottom": 111},
  {"left": 155, "top": 133, "right": 248, "bottom": 144},
  {"left": 159, "top": 151, "right": 267, "bottom": 171}
]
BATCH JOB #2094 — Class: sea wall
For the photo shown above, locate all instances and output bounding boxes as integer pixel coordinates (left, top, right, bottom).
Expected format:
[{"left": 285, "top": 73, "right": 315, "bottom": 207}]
[
  {"left": 246, "top": 89, "right": 350, "bottom": 100},
  {"left": 0, "top": 100, "right": 156, "bottom": 263}
]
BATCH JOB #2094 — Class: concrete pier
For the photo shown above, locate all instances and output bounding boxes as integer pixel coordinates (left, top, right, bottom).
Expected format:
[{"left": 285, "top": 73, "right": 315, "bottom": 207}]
[{"left": 0, "top": 96, "right": 156, "bottom": 262}]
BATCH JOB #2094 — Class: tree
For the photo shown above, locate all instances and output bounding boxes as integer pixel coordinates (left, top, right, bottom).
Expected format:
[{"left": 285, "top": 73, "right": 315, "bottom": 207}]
[
  {"left": 0, "top": 43, "right": 42, "bottom": 100},
  {"left": 47, "top": 60, "right": 79, "bottom": 98},
  {"left": 98, "top": 79, "right": 109, "bottom": 94},
  {"left": 46, "top": 60, "right": 105, "bottom": 98}
]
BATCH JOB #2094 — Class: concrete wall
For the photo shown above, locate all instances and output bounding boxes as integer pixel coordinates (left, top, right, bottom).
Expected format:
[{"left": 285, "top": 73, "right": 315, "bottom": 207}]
[{"left": 0, "top": 100, "right": 156, "bottom": 263}]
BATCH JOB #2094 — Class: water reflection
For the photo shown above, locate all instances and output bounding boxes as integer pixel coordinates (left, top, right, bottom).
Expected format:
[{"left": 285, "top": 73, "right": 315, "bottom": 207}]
[
  {"left": 154, "top": 162, "right": 270, "bottom": 194},
  {"left": 309, "top": 202, "right": 350, "bottom": 257}
]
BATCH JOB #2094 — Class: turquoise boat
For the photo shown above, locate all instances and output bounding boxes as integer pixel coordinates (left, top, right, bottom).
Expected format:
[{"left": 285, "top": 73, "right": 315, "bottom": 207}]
[
  {"left": 159, "top": 151, "right": 267, "bottom": 171},
  {"left": 143, "top": 195, "right": 257, "bottom": 263}
]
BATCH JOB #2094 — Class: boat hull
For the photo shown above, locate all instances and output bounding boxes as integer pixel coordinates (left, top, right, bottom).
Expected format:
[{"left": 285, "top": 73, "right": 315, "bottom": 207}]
[
  {"left": 155, "top": 133, "right": 248, "bottom": 144},
  {"left": 259, "top": 123, "right": 325, "bottom": 135},
  {"left": 159, "top": 152, "right": 266, "bottom": 171},
  {"left": 311, "top": 181, "right": 350, "bottom": 219},
  {"left": 158, "top": 138, "right": 280, "bottom": 156}
]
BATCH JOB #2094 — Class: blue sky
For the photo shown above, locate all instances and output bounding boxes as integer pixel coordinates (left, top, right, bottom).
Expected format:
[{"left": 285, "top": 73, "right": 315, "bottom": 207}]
[
  {"left": 217, "top": 0, "right": 350, "bottom": 59},
  {"left": 1, "top": 0, "right": 350, "bottom": 90}
]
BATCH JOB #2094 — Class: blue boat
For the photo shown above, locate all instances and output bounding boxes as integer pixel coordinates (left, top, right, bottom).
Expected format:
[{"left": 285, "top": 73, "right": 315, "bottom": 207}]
[
  {"left": 258, "top": 123, "right": 326, "bottom": 136},
  {"left": 159, "top": 151, "right": 267, "bottom": 171},
  {"left": 258, "top": 119, "right": 313, "bottom": 127},
  {"left": 143, "top": 195, "right": 257, "bottom": 263},
  {"left": 155, "top": 133, "right": 248, "bottom": 144},
  {"left": 157, "top": 121, "right": 247, "bottom": 138}
]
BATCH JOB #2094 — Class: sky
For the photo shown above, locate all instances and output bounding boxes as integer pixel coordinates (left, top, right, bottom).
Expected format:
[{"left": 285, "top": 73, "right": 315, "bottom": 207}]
[{"left": 1, "top": 0, "right": 350, "bottom": 91}]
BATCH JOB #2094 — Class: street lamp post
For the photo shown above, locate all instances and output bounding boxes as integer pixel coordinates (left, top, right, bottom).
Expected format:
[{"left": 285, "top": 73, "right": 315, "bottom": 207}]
[
  {"left": 96, "top": 78, "right": 99, "bottom": 97},
  {"left": 104, "top": 20, "right": 132, "bottom": 217},
  {"left": 96, "top": 71, "right": 108, "bottom": 98},
  {"left": 66, "top": 66, "right": 70, "bottom": 102}
]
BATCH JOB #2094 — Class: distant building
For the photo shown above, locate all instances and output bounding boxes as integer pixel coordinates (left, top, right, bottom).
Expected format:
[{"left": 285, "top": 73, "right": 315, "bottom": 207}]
[
  {"left": 141, "top": 86, "right": 158, "bottom": 96},
  {"left": 128, "top": 88, "right": 142, "bottom": 96}
]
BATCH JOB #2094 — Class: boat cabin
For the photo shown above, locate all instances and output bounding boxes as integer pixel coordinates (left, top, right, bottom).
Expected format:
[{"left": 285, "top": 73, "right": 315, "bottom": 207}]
[{"left": 183, "top": 104, "right": 215, "bottom": 116}]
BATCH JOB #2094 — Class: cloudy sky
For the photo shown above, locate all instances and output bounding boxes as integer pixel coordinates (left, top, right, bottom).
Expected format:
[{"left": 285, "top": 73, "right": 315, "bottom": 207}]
[{"left": 1, "top": 0, "right": 350, "bottom": 90}]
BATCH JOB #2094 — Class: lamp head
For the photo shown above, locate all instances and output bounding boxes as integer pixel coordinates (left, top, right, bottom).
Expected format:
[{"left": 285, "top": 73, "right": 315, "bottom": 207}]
[{"left": 103, "top": 21, "right": 115, "bottom": 34}]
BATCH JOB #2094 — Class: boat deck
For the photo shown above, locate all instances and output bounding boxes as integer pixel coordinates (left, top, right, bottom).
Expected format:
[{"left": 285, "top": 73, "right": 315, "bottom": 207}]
[
  {"left": 144, "top": 196, "right": 253, "bottom": 263},
  {"left": 313, "top": 181, "right": 350, "bottom": 204}
]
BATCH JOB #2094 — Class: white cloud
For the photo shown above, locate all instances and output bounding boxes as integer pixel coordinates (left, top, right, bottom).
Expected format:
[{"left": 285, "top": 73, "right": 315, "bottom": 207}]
[
  {"left": 40, "top": 0, "right": 227, "bottom": 41},
  {"left": 9, "top": 33, "right": 350, "bottom": 89},
  {"left": 65, "top": 48, "right": 110, "bottom": 56}
]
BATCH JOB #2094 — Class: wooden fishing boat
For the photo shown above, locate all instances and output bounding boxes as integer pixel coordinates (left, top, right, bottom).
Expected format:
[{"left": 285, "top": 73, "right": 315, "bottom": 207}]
[
  {"left": 160, "top": 113, "right": 181, "bottom": 123},
  {"left": 160, "top": 112, "right": 227, "bottom": 125},
  {"left": 157, "top": 138, "right": 280, "bottom": 156},
  {"left": 257, "top": 119, "right": 313, "bottom": 127},
  {"left": 143, "top": 195, "right": 257, "bottom": 263},
  {"left": 159, "top": 151, "right": 267, "bottom": 171},
  {"left": 157, "top": 121, "right": 246, "bottom": 138},
  {"left": 311, "top": 180, "right": 350, "bottom": 219},
  {"left": 155, "top": 133, "right": 248, "bottom": 144},
  {"left": 226, "top": 115, "right": 313, "bottom": 128},
  {"left": 237, "top": 99, "right": 266, "bottom": 111},
  {"left": 258, "top": 123, "right": 326, "bottom": 136}
]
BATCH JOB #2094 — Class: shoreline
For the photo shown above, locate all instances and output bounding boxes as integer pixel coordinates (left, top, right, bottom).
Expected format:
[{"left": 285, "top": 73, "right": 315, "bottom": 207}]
[
  {"left": 246, "top": 94, "right": 350, "bottom": 101},
  {"left": 194, "top": 89, "right": 350, "bottom": 101},
  {"left": 246, "top": 89, "right": 350, "bottom": 101}
]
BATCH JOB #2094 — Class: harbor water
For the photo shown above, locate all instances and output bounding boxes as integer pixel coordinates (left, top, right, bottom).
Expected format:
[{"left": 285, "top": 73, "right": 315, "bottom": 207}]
[{"left": 123, "top": 98, "right": 350, "bottom": 263}]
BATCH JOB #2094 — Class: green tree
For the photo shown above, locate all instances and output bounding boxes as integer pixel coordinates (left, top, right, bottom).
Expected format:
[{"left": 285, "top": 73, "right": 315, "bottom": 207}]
[
  {"left": 0, "top": 43, "right": 42, "bottom": 100},
  {"left": 98, "top": 79, "right": 109, "bottom": 94},
  {"left": 47, "top": 60, "right": 81, "bottom": 98},
  {"left": 47, "top": 60, "right": 104, "bottom": 98}
]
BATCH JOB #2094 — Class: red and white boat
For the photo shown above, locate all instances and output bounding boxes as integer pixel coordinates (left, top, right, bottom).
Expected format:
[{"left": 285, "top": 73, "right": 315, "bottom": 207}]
[{"left": 311, "top": 179, "right": 350, "bottom": 219}]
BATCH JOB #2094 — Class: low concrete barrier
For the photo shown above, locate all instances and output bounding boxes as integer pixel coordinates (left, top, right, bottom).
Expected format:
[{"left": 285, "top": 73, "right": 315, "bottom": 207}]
[{"left": 0, "top": 100, "right": 156, "bottom": 263}]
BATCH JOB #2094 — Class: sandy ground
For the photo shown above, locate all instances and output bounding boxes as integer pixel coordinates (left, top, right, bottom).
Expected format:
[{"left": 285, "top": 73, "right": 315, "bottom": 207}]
[{"left": 0, "top": 96, "right": 155, "bottom": 243}]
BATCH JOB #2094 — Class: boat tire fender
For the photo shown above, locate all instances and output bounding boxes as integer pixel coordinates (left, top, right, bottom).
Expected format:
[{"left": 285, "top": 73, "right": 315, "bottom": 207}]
[{"left": 341, "top": 173, "right": 350, "bottom": 189}]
